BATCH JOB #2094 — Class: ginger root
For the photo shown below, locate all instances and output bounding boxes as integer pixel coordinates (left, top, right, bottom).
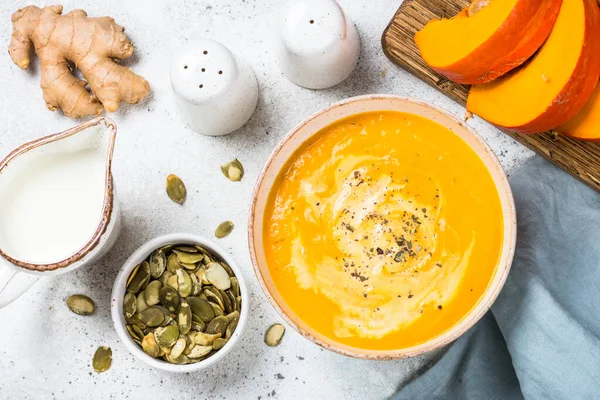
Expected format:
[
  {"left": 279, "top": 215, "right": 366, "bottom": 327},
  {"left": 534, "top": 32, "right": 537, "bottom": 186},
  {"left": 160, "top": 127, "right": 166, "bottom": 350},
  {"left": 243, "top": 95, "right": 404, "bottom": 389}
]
[{"left": 8, "top": 5, "right": 150, "bottom": 118}]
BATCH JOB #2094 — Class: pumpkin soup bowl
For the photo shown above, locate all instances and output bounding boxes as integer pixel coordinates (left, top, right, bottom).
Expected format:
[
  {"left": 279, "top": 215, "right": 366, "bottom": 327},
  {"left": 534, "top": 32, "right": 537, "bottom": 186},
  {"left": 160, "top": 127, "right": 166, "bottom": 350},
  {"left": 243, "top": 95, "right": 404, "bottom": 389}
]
[{"left": 249, "top": 95, "right": 516, "bottom": 360}]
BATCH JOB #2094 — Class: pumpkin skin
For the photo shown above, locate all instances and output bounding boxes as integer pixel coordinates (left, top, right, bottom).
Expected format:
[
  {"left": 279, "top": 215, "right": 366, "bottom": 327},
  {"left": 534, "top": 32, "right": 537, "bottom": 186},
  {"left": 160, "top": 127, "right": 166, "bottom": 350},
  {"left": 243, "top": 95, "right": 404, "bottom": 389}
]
[
  {"left": 557, "top": 84, "right": 600, "bottom": 142},
  {"left": 466, "top": 0, "right": 600, "bottom": 134},
  {"left": 415, "top": 0, "right": 562, "bottom": 85}
]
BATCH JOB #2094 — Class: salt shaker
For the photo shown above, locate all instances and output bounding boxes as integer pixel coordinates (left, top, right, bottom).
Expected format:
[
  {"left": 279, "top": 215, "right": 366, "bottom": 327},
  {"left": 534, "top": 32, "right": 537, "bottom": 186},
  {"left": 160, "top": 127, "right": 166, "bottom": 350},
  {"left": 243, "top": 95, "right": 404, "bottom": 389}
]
[
  {"left": 170, "top": 40, "right": 259, "bottom": 136},
  {"left": 277, "top": 0, "right": 360, "bottom": 89}
]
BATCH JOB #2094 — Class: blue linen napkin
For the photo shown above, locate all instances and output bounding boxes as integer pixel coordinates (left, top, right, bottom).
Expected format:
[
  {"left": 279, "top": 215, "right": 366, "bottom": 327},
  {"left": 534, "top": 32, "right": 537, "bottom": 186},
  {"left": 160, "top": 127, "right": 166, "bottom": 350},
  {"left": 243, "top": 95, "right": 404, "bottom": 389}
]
[{"left": 393, "top": 156, "right": 600, "bottom": 400}]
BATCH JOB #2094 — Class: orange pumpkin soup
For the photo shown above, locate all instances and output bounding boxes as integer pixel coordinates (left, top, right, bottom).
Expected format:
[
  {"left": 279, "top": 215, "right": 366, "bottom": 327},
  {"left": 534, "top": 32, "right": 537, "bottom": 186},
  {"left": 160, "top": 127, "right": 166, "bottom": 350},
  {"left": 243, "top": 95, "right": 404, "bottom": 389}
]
[{"left": 263, "top": 111, "right": 503, "bottom": 350}]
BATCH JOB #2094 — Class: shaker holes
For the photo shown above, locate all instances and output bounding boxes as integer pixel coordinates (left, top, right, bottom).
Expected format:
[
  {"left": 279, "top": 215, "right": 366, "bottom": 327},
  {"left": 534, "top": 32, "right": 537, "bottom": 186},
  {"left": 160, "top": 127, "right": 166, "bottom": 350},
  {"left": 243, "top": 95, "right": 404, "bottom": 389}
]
[
  {"left": 310, "top": 19, "right": 315, "bottom": 24},
  {"left": 184, "top": 65, "right": 188, "bottom": 69},
  {"left": 202, "top": 68, "right": 206, "bottom": 72},
  {"left": 199, "top": 84, "right": 204, "bottom": 89},
  {"left": 203, "top": 50, "right": 208, "bottom": 55},
  {"left": 219, "top": 71, "right": 223, "bottom": 75}
]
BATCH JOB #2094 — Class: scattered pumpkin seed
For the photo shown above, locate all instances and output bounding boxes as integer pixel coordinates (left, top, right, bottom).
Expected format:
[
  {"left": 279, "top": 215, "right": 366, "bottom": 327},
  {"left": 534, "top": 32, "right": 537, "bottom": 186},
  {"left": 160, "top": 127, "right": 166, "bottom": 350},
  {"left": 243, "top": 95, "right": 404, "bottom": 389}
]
[
  {"left": 215, "top": 221, "right": 234, "bottom": 239},
  {"left": 265, "top": 324, "right": 285, "bottom": 347},
  {"left": 66, "top": 294, "right": 95, "bottom": 316},
  {"left": 92, "top": 346, "right": 112, "bottom": 373},
  {"left": 166, "top": 174, "right": 186, "bottom": 204},
  {"left": 123, "top": 242, "right": 242, "bottom": 365},
  {"left": 220, "top": 158, "right": 244, "bottom": 182}
]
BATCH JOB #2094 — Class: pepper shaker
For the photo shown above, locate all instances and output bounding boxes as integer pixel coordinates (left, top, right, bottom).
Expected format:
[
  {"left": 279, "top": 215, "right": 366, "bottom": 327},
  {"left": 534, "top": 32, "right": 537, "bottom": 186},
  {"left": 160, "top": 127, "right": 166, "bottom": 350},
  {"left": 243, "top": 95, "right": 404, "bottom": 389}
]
[
  {"left": 170, "top": 39, "right": 259, "bottom": 136},
  {"left": 277, "top": 0, "right": 360, "bottom": 89}
]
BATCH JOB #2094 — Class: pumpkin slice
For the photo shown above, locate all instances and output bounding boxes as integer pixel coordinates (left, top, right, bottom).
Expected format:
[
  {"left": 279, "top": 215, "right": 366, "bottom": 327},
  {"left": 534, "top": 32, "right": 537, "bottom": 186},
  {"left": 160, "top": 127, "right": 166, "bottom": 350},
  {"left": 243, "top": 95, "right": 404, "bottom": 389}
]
[
  {"left": 415, "top": 0, "right": 562, "bottom": 84},
  {"left": 557, "top": 84, "right": 600, "bottom": 141},
  {"left": 466, "top": 0, "right": 600, "bottom": 134}
]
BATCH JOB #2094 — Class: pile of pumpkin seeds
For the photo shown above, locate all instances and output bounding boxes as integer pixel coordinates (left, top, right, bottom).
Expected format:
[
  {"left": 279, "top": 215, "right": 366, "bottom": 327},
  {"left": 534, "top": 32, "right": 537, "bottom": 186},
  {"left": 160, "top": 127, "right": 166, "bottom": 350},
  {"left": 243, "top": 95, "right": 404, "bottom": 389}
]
[{"left": 123, "top": 243, "right": 242, "bottom": 365}]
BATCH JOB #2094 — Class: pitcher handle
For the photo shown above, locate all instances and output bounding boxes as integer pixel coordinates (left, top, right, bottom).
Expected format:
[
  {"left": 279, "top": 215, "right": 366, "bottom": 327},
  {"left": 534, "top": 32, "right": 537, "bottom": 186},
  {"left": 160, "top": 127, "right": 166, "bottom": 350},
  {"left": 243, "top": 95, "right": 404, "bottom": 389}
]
[{"left": 0, "top": 262, "right": 39, "bottom": 309}]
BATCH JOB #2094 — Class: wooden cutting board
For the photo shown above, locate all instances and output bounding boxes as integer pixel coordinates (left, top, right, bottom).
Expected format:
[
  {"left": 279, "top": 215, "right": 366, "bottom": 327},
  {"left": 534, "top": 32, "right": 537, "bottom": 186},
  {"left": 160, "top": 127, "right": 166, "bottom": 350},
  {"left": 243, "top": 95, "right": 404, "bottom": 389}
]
[{"left": 382, "top": 0, "right": 600, "bottom": 192}]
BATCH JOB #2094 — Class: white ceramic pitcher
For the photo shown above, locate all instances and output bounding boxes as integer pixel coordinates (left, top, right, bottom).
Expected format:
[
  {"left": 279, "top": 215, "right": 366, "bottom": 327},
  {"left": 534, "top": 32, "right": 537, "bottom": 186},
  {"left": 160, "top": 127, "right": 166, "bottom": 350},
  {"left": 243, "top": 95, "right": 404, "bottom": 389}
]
[{"left": 0, "top": 117, "right": 121, "bottom": 308}]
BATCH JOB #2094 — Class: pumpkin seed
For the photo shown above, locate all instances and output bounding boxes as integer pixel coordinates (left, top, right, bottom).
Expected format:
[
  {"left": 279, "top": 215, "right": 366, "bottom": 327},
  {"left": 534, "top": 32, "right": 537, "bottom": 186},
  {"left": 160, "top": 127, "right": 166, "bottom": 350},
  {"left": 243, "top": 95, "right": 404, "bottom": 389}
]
[
  {"left": 176, "top": 268, "right": 192, "bottom": 297},
  {"left": 230, "top": 277, "right": 240, "bottom": 297},
  {"left": 188, "top": 344, "right": 212, "bottom": 359},
  {"left": 138, "top": 307, "right": 165, "bottom": 327},
  {"left": 149, "top": 249, "right": 167, "bottom": 278},
  {"left": 127, "top": 325, "right": 141, "bottom": 340},
  {"left": 219, "top": 289, "right": 234, "bottom": 314},
  {"left": 178, "top": 301, "right": 192, "bottom": 334},
  {"left": 154, "top": 325, "right": 179, "bottom": 348},
  {"left": 220, "top": 261, "right": 235, "bottom": 277},
  {"left": 180, "top": 262, "right": 197, "bottom": 270},
  {"left": 213, "top": 338, "right": 228, "bottom": 350},
  {"left": 159, "top": 270, "right": 174, "bottom": 286},
  {"left": 226, "top": 317, "right": 239, "bottom": 339},
  {"left": 187, "top": 297, "right": 214, "bottom": 322},
  {"left": 142, "top": 333, "right": 160, "bottom": 358},
  {"left": 191, "top": 320, "right": 206, "bottom": 332},
  {"left": 123, "top": 293, "right": 137, "bottom": 319},
  {"left": 136, "top": 293, "right": 149, "bottom": 313},
  {"left": 205, "top": 262, "right": 231, "bottom": 290},
  {"left": 190, "top": 273, "right": 202, "bottom": 296},
  {"left": 167, "top": 254, "right": 181, "bottom": 274},
  {"left": 127, "top": 263, "right": 140, "bottom": 287},
  {"left": 171, "top": 338, "right": 187, "bottom": 358},
  {"left": 132, "top": 325, "right": 145, "bottom": 339},
  {"left": 144, "top": 280, "right": 162, "bottom": 306},
  {"left": 92, "top": 346, "right": 112, "bottom": 373},
  {"left": 204, "top": 287, "right": 225, "bottom": 309},
  {"left": 220, "top": 158, "right": 244, "bottom": 182},
  {"left": 159, "top": 286, "right": 180, "bottom": 312},
  {"left": 127, "top": 313, "right": 147, "bottom": 329},
  {"left": 66, "top": 294, "right": 96, "bottom": 316},
  {"left": 226, "top": 311, "right": 240, "bottom": 324},
  {"left": 167, "top": 274, "right": 179, "bottom": 290},
  {"left": 166, "top": 352, "right": 190, "bottom": 364},
  {"left": 127, "top": 261, "right": 151, "bottom": 294},
  {"left": 166, "top": 174, "right": 186, "bottom": 204},
  {"left": 265, "top": 324, "right": 285, "bottom": 347},
  {"left": 194, "top": 332, "right": 221, "bottom": 346},
  {"left": 174, "top": 250, "right": 205, "bottom": 264},
  {"left": 206, "top": 316, "right": 228, "bottom": 335},
  {"left": 175, "top": 245, "right": 198, "bottom": 253},
  {"left": 154, "top": 305, "right": 173, "bottom": 326},
  {"left": 215, "top": 221, "right": 234, "bottom": 239},
  {"left": 209, "top": 301, "right": 224, "bottom": 317},
  {"left": 236, "top": 296, "right": 242, "bottom": 312}
]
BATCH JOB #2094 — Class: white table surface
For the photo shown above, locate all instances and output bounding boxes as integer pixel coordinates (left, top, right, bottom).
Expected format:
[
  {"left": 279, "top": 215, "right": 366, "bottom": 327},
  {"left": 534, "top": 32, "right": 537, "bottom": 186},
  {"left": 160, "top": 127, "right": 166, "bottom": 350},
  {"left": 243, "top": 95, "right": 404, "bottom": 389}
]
[{"left": 0, "top": 1, "right": 533, "bottom": 399}]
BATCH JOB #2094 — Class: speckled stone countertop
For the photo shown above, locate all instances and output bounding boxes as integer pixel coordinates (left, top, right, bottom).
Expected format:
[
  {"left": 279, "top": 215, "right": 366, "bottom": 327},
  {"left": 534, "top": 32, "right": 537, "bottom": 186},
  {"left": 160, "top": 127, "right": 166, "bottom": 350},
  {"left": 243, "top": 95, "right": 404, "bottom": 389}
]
[{"left": 0, "top": 1, "right": 533, "bottom": 399}]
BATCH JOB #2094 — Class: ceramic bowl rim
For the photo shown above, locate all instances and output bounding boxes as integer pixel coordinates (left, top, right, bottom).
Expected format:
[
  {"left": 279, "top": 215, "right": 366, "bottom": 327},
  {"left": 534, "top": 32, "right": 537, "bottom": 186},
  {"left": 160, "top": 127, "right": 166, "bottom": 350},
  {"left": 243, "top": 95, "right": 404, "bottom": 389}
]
[
  {"left": 110, "top": 233, "right": 249, "bottom": 372},
  {"left": 248, "top": 94, "right": 517, "bottom": 359}
]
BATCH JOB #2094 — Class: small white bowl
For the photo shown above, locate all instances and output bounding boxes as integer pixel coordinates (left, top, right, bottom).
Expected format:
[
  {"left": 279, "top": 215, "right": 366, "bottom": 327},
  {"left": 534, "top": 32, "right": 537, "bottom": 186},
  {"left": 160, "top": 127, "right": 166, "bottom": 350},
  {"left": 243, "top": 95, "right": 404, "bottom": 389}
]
[{"left": 111, "top": 233, "right": 249, "bottom": 372}]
